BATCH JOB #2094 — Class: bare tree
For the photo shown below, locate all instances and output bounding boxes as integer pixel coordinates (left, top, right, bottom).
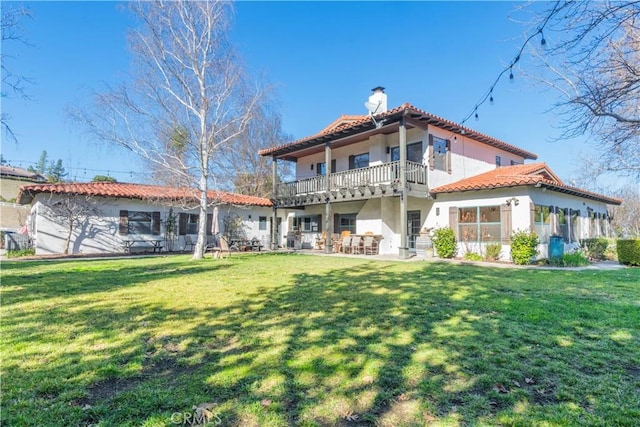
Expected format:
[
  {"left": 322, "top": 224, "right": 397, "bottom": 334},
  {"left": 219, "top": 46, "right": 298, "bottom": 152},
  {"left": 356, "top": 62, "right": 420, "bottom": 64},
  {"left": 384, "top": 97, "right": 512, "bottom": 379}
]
[
  {"left": 216, "top": 103, "right": 293, "bottom": 198},
  {"left": 524, "top": 1, "right": 640, "bottom": 178},
  {"left": 1, "top": 5, "right": 33, "bottom": 143},
  {"left": 72, "top": 1, "right": 263, "bottom": 259},
  {"left": 610, "top": 185, "right": 640, "bottom": 238},
  {"left": 45, "top": 194, "right": 101, "bottom": 255}
]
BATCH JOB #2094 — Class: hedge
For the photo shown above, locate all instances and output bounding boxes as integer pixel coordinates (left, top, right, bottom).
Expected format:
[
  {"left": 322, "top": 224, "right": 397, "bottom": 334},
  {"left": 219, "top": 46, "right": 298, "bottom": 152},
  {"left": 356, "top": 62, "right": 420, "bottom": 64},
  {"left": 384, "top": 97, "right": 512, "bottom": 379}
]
[
  {"left": 617, "top": 239, "right": 640, "bottom": 266},
  {"left": 580, "top": 238, "right": 608, "bottom": 261}
]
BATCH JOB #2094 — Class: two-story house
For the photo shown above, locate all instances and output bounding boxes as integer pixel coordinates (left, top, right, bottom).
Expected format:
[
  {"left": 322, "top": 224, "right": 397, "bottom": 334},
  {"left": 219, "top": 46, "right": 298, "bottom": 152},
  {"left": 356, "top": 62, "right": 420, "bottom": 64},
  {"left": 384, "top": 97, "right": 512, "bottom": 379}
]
[{"left": 260, "top": 87, "right": 621, "bottom": 259}]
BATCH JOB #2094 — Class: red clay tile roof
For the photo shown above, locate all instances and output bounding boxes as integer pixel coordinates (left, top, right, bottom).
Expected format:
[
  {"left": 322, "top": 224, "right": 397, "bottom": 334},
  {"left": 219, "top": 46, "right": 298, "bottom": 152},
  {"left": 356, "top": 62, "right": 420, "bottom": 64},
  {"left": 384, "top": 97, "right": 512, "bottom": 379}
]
[
  {"left": 259, "top": 103, "right": 538, "bottom": 160},
  {"left": 318, "top": 114, "right": 369, "bottom": 135},
  {"left": 17, "top": 182, "right": 273, "bottom": 207},
  {"left": 430, "top": 163, "right": 622, "bottom": 205}
]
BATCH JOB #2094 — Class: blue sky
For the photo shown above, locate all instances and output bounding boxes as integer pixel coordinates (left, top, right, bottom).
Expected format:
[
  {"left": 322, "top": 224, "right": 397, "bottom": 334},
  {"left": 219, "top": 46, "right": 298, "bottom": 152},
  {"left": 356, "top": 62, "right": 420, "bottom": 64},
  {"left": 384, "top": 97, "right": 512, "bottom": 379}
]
[{"left": 2, "top": 1, "right": 600, "bottom": 186}]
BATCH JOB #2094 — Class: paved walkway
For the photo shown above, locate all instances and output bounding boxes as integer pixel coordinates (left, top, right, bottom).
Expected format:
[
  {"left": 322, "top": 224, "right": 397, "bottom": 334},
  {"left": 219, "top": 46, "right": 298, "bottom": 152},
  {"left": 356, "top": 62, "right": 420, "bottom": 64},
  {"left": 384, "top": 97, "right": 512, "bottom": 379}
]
[
  {"left": 287, "top": 249, "right": 629, "bottom": 270},
  {"left": 0, "top": 247, "right": 630, "bottom": 270}
]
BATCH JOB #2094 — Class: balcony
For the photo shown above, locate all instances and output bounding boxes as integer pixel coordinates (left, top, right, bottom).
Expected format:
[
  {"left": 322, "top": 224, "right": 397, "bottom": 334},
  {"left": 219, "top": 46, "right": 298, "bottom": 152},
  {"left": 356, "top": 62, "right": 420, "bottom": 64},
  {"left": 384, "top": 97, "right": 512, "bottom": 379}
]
[{"left": 274, "top": 161, "right": 428, "bottom": 207}]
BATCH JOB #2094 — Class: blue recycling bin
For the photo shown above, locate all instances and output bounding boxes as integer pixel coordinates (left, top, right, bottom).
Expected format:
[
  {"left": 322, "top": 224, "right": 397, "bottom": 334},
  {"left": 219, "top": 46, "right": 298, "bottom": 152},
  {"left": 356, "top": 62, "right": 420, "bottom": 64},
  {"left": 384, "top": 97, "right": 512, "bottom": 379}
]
[{"left": 549, "top": 235, "right": 564, "bottom": 260}]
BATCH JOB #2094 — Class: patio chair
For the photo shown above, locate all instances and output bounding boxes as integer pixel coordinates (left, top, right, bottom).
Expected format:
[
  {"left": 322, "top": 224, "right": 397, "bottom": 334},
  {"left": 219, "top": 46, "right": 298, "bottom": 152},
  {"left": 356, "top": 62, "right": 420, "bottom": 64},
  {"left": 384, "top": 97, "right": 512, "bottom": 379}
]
[
  {"left": 340, "top": 235, "right": 352, "bottom": 254},
  {"left": 314, "top": 231, "right": 326, "bottom": 250},
  {"left": 331, "top": 233, "right": 340, "bottom": 252},
  {"left": 350, "top": 235, "right": 363, "bottom": 254},
  {"left": 183, "top": 235, "right": 195, "bottom": 252},
  {"left": 209, "top": 236, "right": 231, "bottom": 259},
  {"left": 363, "top": 235, "right": 378, "bottom": 255}
]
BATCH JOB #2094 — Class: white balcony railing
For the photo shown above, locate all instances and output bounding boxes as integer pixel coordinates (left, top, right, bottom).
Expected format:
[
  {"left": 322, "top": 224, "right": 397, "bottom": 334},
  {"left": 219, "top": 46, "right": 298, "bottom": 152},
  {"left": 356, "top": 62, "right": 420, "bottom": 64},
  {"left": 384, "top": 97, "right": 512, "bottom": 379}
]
[{"left": 275, "top": 161, "right": 427, "bottom": 199}]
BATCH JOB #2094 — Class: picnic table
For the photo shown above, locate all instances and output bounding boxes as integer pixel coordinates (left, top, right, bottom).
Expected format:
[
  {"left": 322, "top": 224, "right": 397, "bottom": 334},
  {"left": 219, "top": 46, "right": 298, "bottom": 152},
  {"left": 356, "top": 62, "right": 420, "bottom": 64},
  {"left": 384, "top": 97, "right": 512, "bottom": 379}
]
[{"left": 122, "top": 239, "right": 165, "bottom": 254}]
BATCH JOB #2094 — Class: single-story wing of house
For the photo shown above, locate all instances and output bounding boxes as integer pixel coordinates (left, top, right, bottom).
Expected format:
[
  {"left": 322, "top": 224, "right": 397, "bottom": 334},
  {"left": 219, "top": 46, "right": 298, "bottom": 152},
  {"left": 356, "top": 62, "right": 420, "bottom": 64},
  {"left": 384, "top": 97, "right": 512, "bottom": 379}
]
[
  {"left": 17, "top": 182, "right": 275, "bottom": 256},
  {"left": 259, "top": 87, "right": 622, "bottom": 259}
]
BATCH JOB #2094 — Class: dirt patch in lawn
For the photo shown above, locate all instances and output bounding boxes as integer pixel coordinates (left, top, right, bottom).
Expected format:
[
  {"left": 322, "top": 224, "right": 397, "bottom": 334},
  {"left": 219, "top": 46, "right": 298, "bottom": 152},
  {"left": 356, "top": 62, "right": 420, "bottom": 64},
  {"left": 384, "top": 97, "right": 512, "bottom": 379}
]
[{"left": 76, "top": 356, "right": 201, "bottom": 407}]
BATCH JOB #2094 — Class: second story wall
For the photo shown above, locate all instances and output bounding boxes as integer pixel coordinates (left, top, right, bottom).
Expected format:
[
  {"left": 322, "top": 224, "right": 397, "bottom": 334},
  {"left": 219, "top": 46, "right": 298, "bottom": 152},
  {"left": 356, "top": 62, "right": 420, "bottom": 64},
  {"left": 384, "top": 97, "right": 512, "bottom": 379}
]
[
  {"left": 428, "top": 126, "right": 527, "bottom": 189},
  {"left": 292, "top": 124, "right": 528, "bottom": 189}
]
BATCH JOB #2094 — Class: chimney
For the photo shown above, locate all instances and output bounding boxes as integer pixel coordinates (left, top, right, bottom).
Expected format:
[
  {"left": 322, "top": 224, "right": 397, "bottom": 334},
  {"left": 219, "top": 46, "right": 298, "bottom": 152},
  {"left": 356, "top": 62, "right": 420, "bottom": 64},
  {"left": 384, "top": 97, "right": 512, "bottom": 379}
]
[{"left": 367, "top": 86, "right": 387, "bottom": 114}]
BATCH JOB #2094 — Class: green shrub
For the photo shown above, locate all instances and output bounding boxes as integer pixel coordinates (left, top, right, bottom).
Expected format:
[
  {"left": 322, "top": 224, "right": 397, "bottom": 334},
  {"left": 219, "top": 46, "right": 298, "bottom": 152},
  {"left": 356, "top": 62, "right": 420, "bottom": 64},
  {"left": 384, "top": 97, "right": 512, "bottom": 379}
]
[
  {"left": 580, "top": 238, "right": 609, "bottom": 261},
  {"left": 6, "top": 248, "right": 35, "bottom": 258},
  {"left": 617, "top": 239, "right": 640, "bottom": 266},
  {"left": 464, "top": 252, "right": 483, "bottom": 261},
  {"left": 432, "top": 227, "right": 457, "bottom": 259},
  {"left": 563, "top": 251, "right": 590, "bottom": 267},
  {"left": 484, "top": 243, "right": 502, "bottom": 261},
  {"left": 510, "top": 229, "right": 540, "bottom": 265},
  {"left": 604, "top": 241, "right": 618, "bottom": 261}
]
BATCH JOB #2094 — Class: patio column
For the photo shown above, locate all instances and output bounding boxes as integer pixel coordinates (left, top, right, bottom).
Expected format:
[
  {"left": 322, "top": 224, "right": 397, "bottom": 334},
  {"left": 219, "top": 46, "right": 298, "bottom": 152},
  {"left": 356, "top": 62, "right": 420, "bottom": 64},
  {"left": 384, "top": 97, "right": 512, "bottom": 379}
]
[
  {"left": 324, "top": 142, "right": 333, "bottom": 254},
  {"left": 399, "top": 115, "right": 410, "bottom": 259},
  {"left": 271, "top": 156, "right": 279, "bottom": 250}
]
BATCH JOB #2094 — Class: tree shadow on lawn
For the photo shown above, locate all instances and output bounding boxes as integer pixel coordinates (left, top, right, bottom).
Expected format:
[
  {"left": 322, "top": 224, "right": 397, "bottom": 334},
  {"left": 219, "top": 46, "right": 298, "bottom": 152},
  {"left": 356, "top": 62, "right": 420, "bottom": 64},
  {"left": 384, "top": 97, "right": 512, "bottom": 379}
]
[
  {"left": 1, "top": 257, "right": 230, "bottom": 304},
  {"left": 196, "top": 263, "right": 639, "bottom": 426},
  {"left": 3, "top": 258, "right": 638, "bottom": 426}
]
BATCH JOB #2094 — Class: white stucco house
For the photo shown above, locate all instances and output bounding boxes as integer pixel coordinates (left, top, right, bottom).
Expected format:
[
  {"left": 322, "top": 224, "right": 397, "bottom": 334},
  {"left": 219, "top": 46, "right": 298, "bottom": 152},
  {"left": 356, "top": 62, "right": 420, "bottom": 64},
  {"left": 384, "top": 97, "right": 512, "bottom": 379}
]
[
  {"left": 259, "top": 87, "right": 622, "bottom": 259},
  {"left": 17, "top": 182, "right": 276, "bottom": 256}
]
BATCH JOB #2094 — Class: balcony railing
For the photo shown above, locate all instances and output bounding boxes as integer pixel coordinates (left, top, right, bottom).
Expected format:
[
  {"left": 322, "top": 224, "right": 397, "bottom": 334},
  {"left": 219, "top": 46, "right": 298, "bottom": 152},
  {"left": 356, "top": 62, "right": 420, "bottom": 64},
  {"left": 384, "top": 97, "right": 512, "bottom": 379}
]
[{"left": 275, "top": 161, "right": 428, "bottom": 199}]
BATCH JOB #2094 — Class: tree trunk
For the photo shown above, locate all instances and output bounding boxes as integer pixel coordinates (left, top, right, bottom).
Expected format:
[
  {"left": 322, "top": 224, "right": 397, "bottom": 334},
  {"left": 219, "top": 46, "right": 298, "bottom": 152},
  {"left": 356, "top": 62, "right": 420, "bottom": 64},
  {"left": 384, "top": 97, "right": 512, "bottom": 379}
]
[
  {"left": 192, "top": 173, "right": 208, "bottom": 259},
  {"left": 64, "top": 218, "right": 73, "bottom": 255}
]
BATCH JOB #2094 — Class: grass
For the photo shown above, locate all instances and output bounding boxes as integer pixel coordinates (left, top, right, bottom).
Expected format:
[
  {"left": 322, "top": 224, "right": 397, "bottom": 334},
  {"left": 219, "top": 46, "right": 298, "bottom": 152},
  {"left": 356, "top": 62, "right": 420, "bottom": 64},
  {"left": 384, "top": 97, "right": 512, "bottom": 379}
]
[{"left": 1, "top": 253, "right": 639, "bottom": 426}]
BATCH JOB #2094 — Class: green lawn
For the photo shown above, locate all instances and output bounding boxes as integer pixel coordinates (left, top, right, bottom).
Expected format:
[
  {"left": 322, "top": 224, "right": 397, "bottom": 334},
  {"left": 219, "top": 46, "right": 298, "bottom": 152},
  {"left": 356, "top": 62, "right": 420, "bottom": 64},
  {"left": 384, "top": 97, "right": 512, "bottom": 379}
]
[{"left": 1, "top": 253, "right": 639, "bottom": 426}]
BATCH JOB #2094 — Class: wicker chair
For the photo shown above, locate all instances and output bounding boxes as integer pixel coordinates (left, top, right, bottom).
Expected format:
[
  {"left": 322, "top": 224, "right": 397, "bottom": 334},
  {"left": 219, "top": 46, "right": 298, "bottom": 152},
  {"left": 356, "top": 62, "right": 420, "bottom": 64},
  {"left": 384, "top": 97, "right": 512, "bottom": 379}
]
[
  {"left": 314, "top": 231, "right": 326, "bottom": 250},
  {"left": 350, "top": 235, "right": 363, "bottom": 254},
  {"left": 363, "top": 235, "right": 379, "bottom": 255},
  {"left": 341, "top": 235, "right": 352, "bottom": 254}
]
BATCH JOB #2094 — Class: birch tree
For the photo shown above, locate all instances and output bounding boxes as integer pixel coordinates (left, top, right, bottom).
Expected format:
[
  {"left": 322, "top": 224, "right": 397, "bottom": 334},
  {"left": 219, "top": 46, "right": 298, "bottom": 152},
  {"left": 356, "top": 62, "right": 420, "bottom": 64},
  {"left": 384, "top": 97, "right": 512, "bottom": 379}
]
[
  {"left": 1, "top": 5, "right": 33, "bottom": 143},
  {"left": 217, "top": 104, "right": 293, "bottom": 198},
  {"left": 73, "top": 0, "right": 262, "bottom": 259},
  {"left": 525, "top": 1, "right": 640, "bottom": 178}
]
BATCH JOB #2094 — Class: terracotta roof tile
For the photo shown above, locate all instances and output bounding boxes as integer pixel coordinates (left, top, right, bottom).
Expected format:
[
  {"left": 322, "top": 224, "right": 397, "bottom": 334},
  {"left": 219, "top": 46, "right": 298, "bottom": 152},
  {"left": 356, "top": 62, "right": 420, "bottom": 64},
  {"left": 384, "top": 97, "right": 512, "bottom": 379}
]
[
  {"left": 259, "top": 103, "right": 538, "bottom": 160},
  {"left": 318, "top": 114, "right": 369, "bottom": 135},
  {"left": 430, "top": 163, "right": 622, "bottom": 205},
  {"left": 17, "top": 181, "right": 273, "bottom": 207}
]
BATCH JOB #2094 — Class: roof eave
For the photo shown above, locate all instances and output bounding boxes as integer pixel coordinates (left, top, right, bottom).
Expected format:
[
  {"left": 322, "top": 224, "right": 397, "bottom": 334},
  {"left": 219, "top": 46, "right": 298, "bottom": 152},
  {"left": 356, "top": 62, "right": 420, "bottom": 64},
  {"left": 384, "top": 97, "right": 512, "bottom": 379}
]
[
  {"left": 260, "top": 104, "right": 538, "bottom": 160},
  {"left": 539, "top": 183, "right": 622, "bottom": 205},
  {"left": 430, "top": 182, "right": 622, "bottom": 205}
]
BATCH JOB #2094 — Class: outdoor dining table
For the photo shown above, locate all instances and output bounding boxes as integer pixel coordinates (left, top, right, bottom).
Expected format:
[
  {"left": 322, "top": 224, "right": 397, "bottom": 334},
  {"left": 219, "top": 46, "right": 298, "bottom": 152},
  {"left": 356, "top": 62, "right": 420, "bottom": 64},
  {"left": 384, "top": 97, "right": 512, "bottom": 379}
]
[{"left": 332, "top": 234, "right": 383, "bottom": 254}]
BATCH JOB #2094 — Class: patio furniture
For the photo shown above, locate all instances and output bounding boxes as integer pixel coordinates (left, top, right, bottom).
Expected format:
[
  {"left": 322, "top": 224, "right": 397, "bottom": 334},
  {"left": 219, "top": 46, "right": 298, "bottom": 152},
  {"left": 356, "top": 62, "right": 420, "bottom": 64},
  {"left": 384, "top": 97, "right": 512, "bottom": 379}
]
[
  {"left": 363, "top": 235, "right": 378, "bottom": 255},
  {"left": 350, "top": 235, "right": 363, "bottom": 254},
  {"left": 209, "top": 236, "right": 230, "bottom": 259},
  {"left": 341, "top": 235, "right": 352, "bottom": 254},
  {"left": 183, "top": 235, "right": 195, "bottom": 252},
  {"left": 122, "top": 239, "right": 165, "bottom": 254},
  {"left": 331, "top": 233, "right": 340, "bottom": 252},
  {"left": 315, "top": 231, "right": 326, "bottom": 250},
  {"left": 250, "top": 238, "right": 264, "bottom": 251}
]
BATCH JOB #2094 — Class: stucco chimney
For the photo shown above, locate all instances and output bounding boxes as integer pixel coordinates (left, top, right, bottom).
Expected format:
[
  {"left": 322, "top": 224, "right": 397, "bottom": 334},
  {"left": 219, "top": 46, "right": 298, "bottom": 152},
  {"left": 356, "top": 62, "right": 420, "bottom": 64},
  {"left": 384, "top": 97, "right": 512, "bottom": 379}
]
[{"left": 367, "top": 86, "right": 387, "bottom": 114}]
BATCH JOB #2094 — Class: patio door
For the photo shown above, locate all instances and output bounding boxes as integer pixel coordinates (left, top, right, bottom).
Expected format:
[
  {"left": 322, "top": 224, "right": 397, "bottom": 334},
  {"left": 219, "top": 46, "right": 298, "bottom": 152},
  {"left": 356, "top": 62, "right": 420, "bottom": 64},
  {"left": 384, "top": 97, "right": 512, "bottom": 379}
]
[{"left": 407, "top": 211, "right": 421, "bottom": 251}]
